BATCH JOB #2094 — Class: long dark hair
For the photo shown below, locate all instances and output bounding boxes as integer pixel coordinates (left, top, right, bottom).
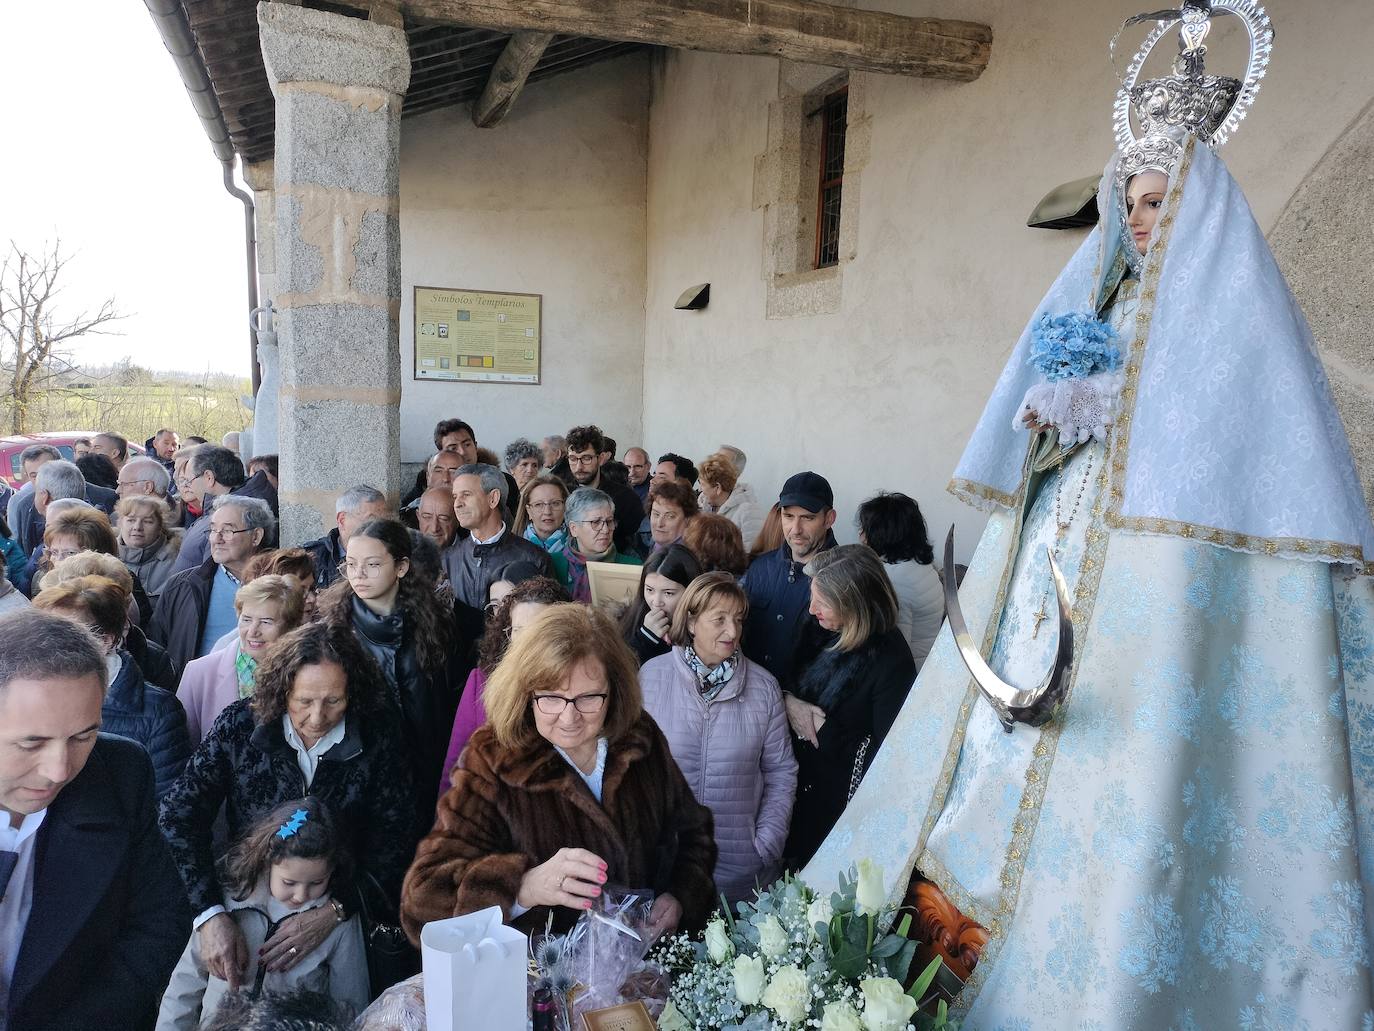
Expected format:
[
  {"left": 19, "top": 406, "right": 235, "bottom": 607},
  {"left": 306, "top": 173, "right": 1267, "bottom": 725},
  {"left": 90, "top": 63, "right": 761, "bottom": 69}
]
[
  {"left": 320, "top": 517, "right": 452, "bottom": 670},
  {"left": 856, "top": 492, "right": 934, "bottom": 565},
  {"left": 619, "top": 543, "right": 702, "bottom": 640},
  {"left": 221, "top": 796, "right": 353, "bottom": 902}
]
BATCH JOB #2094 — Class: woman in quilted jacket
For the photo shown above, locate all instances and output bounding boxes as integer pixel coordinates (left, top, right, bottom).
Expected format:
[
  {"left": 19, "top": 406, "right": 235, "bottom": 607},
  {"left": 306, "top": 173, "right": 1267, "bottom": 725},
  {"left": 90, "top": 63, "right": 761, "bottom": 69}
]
[{"left": 639, "top": 573, "right": 796, "bottom": 904}]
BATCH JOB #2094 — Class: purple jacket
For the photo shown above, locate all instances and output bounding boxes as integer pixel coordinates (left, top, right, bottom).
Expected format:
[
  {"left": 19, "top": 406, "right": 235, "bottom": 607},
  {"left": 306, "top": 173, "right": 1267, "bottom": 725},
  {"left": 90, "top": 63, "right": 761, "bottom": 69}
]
[
  {"left": 439, "top": 667, "right": 488, "bottom": 795},
  {"left": 639, "top": 649, "right": 797, "bottom": 903}
]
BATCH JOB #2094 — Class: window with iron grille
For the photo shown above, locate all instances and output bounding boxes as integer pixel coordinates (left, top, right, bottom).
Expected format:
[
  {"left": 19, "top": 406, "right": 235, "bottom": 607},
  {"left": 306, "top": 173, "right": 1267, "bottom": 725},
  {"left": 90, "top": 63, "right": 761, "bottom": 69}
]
[{"left": 814, "top": 87, "right": 848, "bottom": 269}]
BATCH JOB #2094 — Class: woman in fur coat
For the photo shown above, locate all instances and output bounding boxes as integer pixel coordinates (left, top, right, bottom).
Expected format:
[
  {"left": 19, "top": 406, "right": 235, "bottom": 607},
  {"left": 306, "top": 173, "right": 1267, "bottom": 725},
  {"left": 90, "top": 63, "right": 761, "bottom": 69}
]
[{"left": 401, "top": 604, "right": 718, "bottom": 942}]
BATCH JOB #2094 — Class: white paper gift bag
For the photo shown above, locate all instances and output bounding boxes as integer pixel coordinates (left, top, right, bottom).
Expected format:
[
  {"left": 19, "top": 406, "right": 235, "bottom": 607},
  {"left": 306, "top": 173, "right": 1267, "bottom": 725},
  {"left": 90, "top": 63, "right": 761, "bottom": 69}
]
[{"left": 421, "top": 907, "right": 528, "bottom": 1031}]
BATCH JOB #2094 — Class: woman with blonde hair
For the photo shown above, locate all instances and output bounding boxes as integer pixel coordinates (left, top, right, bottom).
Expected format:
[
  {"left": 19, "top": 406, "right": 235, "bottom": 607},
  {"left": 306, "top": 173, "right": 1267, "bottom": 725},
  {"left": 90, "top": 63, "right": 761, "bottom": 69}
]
[
  {"left": 697, "top": 452, "right": 762, "bottom": 546},
  {"left": 639, "top": 573, "right": 795, "bottom": 903},
  {"left": 176, "top": 574, "right": 308, "bottom": 743},
  {"left": 117, "top": 495, "right": 183, "bottom": 602},
  {"left": 401, "top": 604, "right": 717, "bottom": 941},
  {"left": 783, "top": 544, "right": 915, "bottom": 867}
]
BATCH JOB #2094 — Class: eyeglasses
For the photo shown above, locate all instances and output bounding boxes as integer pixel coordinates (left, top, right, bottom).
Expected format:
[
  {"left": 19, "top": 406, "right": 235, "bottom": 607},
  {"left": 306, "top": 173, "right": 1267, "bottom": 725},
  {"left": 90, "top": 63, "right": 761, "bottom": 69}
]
[
  {"left": 577, "top": 518, "right": 615, "bottom": 531},
  {"left": 118, "top": 477, "right": 152, "bottom": 490},
  {"left": 567, "top": 453, "right": 598, "bottom": 468},
  {"left": 528, "top": 500, "right": 564, "bottom": 511},
  {"left": 532, "top": 693, "right": 608, "bottom": 716},
  {"left": 208, "top": 526, "right": 255, "bottom": 541},
  {"left": 48, "top": 548, "right": 83, "bottom": 564},
  {"left": 339, "top": 559, "right": 393, "bottom": 579}
]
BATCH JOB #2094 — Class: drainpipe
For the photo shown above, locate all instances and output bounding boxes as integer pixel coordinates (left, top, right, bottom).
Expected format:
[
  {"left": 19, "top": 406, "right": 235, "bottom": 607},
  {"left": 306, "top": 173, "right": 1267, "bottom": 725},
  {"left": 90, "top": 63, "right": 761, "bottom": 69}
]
[{"left": 143, "top": 0, "right": 261, "bottom": 392}]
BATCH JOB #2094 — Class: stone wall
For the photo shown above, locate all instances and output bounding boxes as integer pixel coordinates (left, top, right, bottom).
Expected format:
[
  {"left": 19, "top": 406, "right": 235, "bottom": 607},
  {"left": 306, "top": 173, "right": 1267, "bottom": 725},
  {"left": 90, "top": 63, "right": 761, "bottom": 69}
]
[
  {"left": 1269, "top": 98, "right": 1374, "bottom": 515},
  {"left": 396, "top": 54, "right": 650, "bottom": 465},
  {"left": 639, "top": 0, "right": 1374, "bottom": 557}
]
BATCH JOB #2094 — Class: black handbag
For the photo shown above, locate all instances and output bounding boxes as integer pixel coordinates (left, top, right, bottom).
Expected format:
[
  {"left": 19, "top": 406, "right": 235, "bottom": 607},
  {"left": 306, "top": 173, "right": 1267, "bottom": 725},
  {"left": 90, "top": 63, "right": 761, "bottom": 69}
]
[{"left": 356, "top": 870, "right": 420, "bottom": 999}]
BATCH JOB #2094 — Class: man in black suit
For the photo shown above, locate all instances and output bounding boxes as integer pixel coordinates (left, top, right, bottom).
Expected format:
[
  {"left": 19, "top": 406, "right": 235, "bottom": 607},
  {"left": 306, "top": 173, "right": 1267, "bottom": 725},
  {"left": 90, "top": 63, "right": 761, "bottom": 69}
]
[{"left": 0, "top": 610, "right": 189, "bottom": 1030}]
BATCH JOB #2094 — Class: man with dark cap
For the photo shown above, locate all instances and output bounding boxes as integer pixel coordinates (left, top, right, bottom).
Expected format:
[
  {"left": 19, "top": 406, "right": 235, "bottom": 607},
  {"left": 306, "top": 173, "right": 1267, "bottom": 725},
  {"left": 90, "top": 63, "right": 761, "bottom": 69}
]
[{"left": 741, "top": 471, "right": 838, "bottom": 688}]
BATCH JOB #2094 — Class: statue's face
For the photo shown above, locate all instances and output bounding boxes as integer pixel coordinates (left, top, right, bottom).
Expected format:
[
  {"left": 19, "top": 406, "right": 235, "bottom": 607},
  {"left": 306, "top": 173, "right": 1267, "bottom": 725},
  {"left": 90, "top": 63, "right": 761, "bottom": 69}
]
[{"left": 1125, "top": 171, "right": 1169, "bottom": 255}]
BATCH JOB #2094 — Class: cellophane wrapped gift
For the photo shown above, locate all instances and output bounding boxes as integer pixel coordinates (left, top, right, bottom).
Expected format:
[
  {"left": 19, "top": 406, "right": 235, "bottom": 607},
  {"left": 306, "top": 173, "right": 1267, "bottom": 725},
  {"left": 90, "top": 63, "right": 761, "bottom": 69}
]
[
  {"left": 350, "top": 972, "right": 425, "bottom": 1030},
  {"left": 529, "top": 885, "right": 671, "bottom": 1029}
]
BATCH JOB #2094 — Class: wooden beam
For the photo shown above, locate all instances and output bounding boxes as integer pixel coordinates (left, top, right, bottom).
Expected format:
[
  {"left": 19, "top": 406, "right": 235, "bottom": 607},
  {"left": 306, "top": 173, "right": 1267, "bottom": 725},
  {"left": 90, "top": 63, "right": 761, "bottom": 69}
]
[
  {"left": 472, "top": 31, "right": 554, "bottom": 127},
  {"left": 380, "top": 0, "right": 991, "bottom": 80}
]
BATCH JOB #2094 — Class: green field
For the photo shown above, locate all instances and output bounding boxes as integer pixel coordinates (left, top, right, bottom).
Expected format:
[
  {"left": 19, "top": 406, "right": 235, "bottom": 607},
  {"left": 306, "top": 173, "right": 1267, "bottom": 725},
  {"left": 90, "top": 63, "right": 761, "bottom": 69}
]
[{"left": 3, "top": 376, "right": 253, "bottom": 444}]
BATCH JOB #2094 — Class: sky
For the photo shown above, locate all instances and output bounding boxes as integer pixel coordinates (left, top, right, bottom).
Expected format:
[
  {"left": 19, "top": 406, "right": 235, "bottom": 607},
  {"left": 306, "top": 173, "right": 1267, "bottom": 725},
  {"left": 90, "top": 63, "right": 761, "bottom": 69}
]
[{"left": 1, "top": 2, "right": 250, "bottom": 376}]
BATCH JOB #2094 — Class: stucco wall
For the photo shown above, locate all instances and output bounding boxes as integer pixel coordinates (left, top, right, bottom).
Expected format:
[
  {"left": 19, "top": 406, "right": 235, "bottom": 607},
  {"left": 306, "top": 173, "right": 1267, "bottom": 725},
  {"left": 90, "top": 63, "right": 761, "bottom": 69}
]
[
  {"left": 398, "top": 54, "right": 649, "bottom": 464},
  {"left": 641, "top": 1, "right": 1374, "bottom": 557}
]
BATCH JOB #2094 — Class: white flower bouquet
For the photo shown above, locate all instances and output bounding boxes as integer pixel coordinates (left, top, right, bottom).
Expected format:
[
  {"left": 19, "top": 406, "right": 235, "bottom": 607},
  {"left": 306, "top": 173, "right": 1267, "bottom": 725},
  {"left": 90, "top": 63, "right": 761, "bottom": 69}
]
[{"left": 654, "top": 861, "right": 956, "bottom": 1030}]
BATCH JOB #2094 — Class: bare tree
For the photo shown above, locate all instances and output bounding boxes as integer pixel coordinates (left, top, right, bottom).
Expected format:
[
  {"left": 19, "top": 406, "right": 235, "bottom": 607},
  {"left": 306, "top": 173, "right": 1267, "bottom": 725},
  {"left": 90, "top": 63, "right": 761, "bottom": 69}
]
[{"left": 0, "top": 240, "right": 121, "bottom": 434}]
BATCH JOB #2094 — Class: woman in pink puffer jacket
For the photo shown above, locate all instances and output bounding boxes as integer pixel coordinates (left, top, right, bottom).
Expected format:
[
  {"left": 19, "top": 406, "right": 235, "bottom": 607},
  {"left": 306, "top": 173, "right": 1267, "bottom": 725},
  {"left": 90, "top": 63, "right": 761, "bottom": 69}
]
[{"left": 639, "top": 573, "right": 797, "bottom": 904}]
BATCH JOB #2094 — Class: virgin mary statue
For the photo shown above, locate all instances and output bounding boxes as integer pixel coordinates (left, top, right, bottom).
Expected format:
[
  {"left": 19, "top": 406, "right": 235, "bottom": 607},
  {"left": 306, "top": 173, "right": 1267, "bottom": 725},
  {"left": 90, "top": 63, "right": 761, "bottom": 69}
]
[{"left": 804, "top": 4, "right": 1374, "bottom": 1028}]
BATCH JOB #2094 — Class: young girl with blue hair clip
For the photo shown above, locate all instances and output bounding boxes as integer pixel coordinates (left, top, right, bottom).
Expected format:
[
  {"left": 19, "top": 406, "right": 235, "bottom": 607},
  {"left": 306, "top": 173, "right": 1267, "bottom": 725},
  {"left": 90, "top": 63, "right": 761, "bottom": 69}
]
[{"left": 156, "top": 797, "right": 370, "bottom": 1029}]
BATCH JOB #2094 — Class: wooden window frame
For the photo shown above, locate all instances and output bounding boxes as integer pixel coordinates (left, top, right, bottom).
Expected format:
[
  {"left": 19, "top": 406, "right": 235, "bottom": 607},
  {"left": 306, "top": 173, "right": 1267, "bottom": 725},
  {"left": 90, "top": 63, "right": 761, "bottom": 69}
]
[{"left": 814, "top": 85, "right": 848, "bottom": 270}]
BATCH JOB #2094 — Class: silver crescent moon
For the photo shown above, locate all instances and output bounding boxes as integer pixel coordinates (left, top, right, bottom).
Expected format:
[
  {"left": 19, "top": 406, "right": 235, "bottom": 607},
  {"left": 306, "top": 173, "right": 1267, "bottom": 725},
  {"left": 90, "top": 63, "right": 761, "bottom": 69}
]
[{"left": 942, "top": 526, "right": 1075, "bottom": 733}]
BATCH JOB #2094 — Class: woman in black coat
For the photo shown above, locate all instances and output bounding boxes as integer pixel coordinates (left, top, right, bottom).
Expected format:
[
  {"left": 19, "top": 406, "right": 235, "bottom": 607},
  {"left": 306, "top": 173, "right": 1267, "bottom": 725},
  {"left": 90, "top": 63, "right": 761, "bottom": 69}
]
[
  {"left": 319, "top": 517, "right": 466, "bottom": 823},
  {"left": 158, "top": 620, "right": 417, "bottom": 995},
  {"left": 782, "top": 545, "right": 917, "bottom": 868}
]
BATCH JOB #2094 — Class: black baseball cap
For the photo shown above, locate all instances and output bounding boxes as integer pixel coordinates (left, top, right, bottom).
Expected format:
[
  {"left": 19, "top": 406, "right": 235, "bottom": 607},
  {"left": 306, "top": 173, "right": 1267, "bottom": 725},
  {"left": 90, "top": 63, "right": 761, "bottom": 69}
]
[{"left": 778, "top": 471, "right": 833, "bottom": 513}]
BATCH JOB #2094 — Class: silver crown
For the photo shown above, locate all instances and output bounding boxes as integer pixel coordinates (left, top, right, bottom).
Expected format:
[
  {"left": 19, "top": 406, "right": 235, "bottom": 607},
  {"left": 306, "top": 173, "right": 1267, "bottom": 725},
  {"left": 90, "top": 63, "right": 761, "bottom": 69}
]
[{"left": 1111, "top": 0, "right": 1274, "bottom": 183}]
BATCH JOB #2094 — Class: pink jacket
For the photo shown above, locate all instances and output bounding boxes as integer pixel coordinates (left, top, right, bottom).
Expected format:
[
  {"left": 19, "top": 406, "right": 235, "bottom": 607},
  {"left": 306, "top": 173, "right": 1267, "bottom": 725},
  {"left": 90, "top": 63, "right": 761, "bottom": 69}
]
[
  {"left": 639, "top": 649, "right": 797, "bottom": 903},
  {"left": 176, "top": 642, "right": 242, "bottom": 745}
]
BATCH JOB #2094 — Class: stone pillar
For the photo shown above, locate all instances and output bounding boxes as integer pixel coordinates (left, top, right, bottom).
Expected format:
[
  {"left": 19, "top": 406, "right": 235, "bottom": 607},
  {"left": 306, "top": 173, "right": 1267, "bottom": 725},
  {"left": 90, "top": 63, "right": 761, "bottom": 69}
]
[{"left": 258, "top": 2, "right": 409, "bottom": 544}]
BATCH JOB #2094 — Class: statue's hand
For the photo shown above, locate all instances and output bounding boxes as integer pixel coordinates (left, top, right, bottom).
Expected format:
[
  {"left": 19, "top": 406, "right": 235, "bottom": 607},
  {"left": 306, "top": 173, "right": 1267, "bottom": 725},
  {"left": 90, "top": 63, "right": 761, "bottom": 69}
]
[{"left": 1020, "top": 407, "right": 1050, "bottom": 434}]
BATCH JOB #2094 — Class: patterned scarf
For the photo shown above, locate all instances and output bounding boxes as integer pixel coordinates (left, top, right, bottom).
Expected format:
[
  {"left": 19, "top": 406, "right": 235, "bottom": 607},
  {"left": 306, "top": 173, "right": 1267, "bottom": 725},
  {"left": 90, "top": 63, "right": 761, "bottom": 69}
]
[
  {"left": 235, "top": 648, "right": 258, "bottom": 699},
  {"left": 683, "top": 645, "right": 738, "bottom": 702},
  {"left": 525, "top": 523, "right": 568, "bottom": 554},
  {"left": 561, "top": 540, "right": 618, "bottom": 603}
]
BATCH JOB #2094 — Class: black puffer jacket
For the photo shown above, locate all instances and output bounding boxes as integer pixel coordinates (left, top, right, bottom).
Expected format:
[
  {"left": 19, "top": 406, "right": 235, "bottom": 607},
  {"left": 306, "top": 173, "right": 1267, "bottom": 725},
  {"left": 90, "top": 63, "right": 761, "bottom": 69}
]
[
  {"left": 104, "top": 653, "right": 192, "bottom": 799},
  {"left": 783, "top": 626, "right": 917, "bottom": 867},
  {"left": 158, "top": 699, "right": 418, "bottom": 918}
]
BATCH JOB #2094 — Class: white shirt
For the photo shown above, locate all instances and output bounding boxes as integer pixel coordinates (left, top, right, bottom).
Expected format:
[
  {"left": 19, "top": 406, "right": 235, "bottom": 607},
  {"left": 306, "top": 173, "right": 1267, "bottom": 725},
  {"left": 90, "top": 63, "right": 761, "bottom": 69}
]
[
  {"left": 470, "top": 523, "right": 507, "bottom": 546},
  {"left": 282, "top": 714, "right": 347, "bottom": 789},
  {"left": 553, "top": 738, "right": 608, "bottom": 803},
  {"left": 0, "top": 809, "right": 47, "bottom": 1026}
]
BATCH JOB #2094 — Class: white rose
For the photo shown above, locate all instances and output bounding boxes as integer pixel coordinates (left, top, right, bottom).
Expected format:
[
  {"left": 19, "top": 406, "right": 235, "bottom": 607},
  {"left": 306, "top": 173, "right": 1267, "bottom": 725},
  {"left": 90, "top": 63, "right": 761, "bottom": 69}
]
[
  {"left": 760, "top": 965, "right": 810, "bottom": 1026},
  {"left": 757, "top": 913, "right": 789, "bottom": 958},
  {"left": 807, "top": 894, "right": 834, "bottom": 937},
  {"left": 859, "top": 976, "right": 918, "bottom": 1031},
  {"left": 658, "top": 1000, "right": 689, "bottom": 1031},
  {"left": 733, "top": 954, "right": 766, "bottom": 1006},
  {"left": 855, "top": 858, "right": 886, "bottom": 916},
  {"left": 820, "top": 1001, "right": 866, "bottom": 1031},
  {"left": 704, "top": 917, "right": 733, "bottom": 964}
]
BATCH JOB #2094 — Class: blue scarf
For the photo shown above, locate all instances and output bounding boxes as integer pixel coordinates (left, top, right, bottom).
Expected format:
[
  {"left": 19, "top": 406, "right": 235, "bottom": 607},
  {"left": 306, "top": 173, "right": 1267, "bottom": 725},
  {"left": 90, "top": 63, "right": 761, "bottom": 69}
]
[{"left": 525, "top": 523, "right": 568, "bottom": 554}]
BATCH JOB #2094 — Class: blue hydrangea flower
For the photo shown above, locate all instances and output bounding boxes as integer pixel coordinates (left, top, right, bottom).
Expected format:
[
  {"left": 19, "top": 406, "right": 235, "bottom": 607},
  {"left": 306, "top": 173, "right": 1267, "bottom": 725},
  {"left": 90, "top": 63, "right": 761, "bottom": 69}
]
[{"left": 1029, "top": 312, "right": 1122, "bottom": 381}]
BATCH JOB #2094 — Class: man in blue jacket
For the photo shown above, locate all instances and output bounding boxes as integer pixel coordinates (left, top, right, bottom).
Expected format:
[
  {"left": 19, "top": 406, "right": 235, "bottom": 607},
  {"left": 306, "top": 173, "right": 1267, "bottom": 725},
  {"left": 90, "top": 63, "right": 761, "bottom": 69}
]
[
  {"left": 741, "top": 471, "right": 838, "bottom": 690},
  {"left": 0, "top": 609, "right": 189, "bottom": 1029}
]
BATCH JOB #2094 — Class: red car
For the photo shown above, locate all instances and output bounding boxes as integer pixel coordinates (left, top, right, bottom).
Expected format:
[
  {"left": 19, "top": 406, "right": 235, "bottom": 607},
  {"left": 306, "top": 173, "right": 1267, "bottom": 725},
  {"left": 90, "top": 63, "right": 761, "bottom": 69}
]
[{"left": 0, "top": 432, "right": 147, "bottom": 488}]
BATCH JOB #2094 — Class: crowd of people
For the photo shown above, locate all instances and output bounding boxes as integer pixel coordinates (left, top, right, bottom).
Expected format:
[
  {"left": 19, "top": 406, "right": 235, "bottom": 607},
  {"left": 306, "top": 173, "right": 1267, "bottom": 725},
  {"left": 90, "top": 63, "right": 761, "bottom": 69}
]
[{"left": 0, "top": 420, "right": 947, "bottom": 1028}]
